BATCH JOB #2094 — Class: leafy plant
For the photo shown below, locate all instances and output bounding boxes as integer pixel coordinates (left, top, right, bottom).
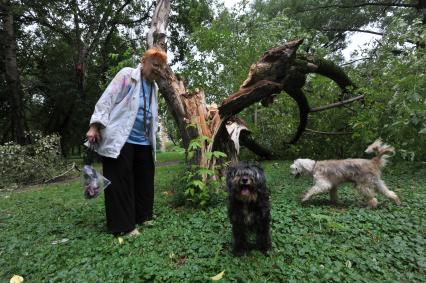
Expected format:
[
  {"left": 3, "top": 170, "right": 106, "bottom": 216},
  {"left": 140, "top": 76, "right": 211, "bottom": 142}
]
[{"left": 172, "top": 134, "right": 227, "bottom": 207}]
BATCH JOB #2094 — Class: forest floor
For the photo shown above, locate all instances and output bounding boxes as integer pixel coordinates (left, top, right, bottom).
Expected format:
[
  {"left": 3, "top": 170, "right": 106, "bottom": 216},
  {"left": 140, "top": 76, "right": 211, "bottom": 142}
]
[{"left": 1, "top": 154, "right": 425, "bottom": 282}]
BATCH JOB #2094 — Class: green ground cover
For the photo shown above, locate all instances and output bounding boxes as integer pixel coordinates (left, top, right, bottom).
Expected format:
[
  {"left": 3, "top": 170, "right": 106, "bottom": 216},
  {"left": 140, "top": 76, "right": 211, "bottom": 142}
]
[{"left": 0, "top": 160, "right": 425, "bottom": 282}]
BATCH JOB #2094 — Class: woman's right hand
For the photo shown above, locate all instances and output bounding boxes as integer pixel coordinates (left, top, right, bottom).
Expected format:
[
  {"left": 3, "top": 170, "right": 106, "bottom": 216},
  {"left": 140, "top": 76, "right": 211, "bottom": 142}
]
[{"left": 86, "top": 124, "right": 101, "bottom": 144}]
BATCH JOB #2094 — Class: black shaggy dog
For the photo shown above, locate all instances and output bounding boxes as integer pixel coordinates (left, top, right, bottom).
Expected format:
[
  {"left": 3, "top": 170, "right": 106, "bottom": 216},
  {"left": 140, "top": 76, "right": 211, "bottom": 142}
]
[{"left": 226, "top": 162, "right": 271, "bottom": 256}]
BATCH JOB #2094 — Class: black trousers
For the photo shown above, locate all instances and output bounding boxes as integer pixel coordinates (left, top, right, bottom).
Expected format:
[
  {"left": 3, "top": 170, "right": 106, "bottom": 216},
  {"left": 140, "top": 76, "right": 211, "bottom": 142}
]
[{"left": 102, "top": 143, "right": 155, "bottom": 234}]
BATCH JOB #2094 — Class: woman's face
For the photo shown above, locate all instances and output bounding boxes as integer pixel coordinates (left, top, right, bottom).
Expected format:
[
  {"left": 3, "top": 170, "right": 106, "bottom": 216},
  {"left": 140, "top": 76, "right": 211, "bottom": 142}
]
[{"left": 141, "top": 57, "right": 163, "bottom": 82}]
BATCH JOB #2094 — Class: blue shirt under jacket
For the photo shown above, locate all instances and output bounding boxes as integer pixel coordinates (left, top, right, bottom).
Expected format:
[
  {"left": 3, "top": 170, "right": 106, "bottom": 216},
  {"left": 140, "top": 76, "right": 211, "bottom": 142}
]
[{"left": 127, "top": 79, "right": 153, "bottom": 145}]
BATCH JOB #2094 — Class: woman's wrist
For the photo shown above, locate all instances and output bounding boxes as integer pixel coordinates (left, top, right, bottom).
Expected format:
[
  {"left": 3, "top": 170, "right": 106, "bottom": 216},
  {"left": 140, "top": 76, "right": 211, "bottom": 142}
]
[{"left": 90, "top": 123, "right": 101, "bottom": 130}]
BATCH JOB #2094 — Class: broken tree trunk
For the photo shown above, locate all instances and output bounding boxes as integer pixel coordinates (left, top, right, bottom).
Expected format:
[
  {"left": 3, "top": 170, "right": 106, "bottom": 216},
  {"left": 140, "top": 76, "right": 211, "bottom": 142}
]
[{"left": 148, "top": 0, "right": 363, "bottom": 178}]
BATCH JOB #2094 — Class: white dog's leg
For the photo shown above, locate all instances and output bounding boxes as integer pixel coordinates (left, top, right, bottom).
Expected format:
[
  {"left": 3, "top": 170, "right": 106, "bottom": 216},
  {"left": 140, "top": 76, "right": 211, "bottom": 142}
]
[
  {"left": 302, "top": 181, "right": 332, "bottom": 202},
  {"left": 375, "top": 179, "right": 401, "bottom": 205},
  {"left": 329, "top": 187, "right": 338, "bottom": 204},
  {"left": 357, "top": 184, "right": 378, "bottom": 209},
  {"left": 367, "top": 197, "right": 378, "bottom": 209}
]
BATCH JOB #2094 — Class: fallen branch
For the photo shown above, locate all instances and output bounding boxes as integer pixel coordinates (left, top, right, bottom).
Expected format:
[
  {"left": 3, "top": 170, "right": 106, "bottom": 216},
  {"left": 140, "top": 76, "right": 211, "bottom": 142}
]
[
  {"left": 44, "top": 162, "right": 79, "bottom": 183},
  {"left": 310, "top": 95, "right": 364, "bottom": 112},
  {"left": 219, "top": 80, "right": 283, "bottom": 117},
  {"left": 340, "top": 57, "right": 373, "bottom": 66},
  {"left": 301, "top": 55, "right": 356, "bottom": 95}
]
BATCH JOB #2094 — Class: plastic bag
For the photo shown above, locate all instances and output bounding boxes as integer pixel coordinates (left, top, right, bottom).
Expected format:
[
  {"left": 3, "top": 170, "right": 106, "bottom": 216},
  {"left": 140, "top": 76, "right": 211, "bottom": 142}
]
[{"left": 82, "top": 165, "right": 111, "bottom": 199}]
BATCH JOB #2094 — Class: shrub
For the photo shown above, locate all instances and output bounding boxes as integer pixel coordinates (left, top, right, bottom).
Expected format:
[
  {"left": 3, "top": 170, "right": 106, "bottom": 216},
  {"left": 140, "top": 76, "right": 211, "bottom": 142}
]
[{"left": 0, "top": 132, "right": 69, "bottom": 189}]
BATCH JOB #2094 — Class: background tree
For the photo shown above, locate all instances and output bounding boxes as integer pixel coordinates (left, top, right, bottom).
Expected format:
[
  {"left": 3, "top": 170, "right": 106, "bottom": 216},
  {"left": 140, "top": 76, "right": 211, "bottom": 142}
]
[
  {"left": 0, "top": 0, "right": 216, "bottom": 154},
  {"left": 18, "top": 0, "right": 154, "bottom": 153},
  {"left": 253, "top": 0, "right": 426, "bottom": 51},
  {"left": 0, "top": 0, "right": 26, "bottom": 144}
]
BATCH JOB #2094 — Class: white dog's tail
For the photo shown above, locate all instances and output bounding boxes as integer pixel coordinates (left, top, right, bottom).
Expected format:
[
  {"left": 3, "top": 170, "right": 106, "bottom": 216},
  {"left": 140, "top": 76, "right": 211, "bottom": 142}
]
[{"left": 365, "top": 139, "right": 395, "bottom": 168}]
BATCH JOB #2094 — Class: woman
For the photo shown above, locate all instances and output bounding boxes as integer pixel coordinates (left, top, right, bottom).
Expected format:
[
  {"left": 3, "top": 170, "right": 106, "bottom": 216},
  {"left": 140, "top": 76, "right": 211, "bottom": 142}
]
[{"left": 86, "top": 47, "right": 167, "bottom": 236}]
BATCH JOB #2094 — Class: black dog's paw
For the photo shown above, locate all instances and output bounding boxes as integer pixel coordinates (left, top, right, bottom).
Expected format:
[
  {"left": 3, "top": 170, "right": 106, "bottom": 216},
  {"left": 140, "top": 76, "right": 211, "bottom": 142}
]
[
  {"left": 257, "top": 243, "right": 271, "bottom": 256},
  {"left": 232, "top": 244, "right": 248, "bottom": 257},
  {"left": 260, "top": 250, "right": 270, "bottom": 256},
  {"left": 232, "top": 248, "right": 247, "bottom": 257},
  {"left": 259, "top": 246, "right": 271, "bottom": 256}
]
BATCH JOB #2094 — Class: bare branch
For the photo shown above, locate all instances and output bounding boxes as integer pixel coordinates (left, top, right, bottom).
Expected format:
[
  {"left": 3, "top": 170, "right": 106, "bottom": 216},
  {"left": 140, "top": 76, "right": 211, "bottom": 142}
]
[
  {"left": 305, "top": 128, "right": 353, "bottom": 135},
  {"left": 112, "top": 1, "right": 154, "bottom": 25},
  {"left": 310, "top": 95, "right": 364, "bottom": 113},
  {"left": 322, "top": 28, "right": 384, "bottom": 36},
  {"left": 87, "top": 1, "right": 116, "bottom": 53},
  {"left": 112, "top": 15, "right": 152, "bottom": 25},
  {"left": 296, "top": 2, "right": 417, "bottom": 13},
  {"left": 340, "top": 57, "right": 373, "bottom": 66},
  {"left": 20, "top": 13, "right": 73, "bottom": 43}
]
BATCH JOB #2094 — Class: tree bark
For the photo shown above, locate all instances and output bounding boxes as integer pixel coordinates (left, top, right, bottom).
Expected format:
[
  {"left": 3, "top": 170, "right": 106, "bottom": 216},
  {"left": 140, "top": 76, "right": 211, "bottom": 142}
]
[
  {"left": 1, "top": 1, "right": 26, "bottom": 144},
  {"left": 147, "top": 0, "right": 170, "bottom": 50}
]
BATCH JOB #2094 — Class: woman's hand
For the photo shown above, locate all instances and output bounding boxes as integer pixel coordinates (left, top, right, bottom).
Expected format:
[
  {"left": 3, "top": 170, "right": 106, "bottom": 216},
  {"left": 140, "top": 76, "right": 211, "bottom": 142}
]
[{"left": 86, "top": 124, "right": 101, "bottom": 144}]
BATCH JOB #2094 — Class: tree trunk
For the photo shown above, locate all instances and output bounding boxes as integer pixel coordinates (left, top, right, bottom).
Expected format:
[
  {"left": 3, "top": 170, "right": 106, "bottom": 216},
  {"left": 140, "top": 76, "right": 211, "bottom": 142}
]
[{"left": 1, "top": 1, "right": 26, "bottom": 144}]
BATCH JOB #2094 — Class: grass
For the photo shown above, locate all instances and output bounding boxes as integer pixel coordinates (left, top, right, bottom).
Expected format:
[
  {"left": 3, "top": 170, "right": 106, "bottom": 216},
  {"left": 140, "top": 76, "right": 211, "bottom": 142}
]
[
  {"left": 156, "top": 150, "right": 185, "bottom": 164},
  {"left": 0, "top": 160, "right": 425, "bottom": 282}
]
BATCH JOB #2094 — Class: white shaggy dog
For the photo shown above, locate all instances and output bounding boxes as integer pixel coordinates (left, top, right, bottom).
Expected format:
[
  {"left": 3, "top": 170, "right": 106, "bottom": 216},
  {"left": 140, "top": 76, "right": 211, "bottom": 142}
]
[{"left": 290, "top": 140, "right": 401, "bottom": 208}]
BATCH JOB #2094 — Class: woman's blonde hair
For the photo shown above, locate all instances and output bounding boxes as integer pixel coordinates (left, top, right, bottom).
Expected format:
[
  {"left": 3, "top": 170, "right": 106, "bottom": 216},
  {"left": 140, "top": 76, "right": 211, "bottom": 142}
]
[{"left": 141, "top": 47, "right": 167, "bottom": 64}]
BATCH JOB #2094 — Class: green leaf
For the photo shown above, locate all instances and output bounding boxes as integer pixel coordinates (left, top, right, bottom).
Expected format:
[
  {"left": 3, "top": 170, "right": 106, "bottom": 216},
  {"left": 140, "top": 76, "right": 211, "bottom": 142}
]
[
  {"left": 187, "top": 151, "right": 194, "bottom": 160},
  {"left": 191, "top": 180, "right": 205, "bottom": 189},
  {"left": 197, "top": 168, "right": 215, "bottom": 176},
  {"left": 186, "top": 123, "right": 197, "bottom": 129},
  {"left": 211, "top": 151, "right": 227, "bottom": 158},
  {"left": 188, "top": 140, "right": 201, "bottom": 151},
  {"left": 198, "top": 135, "right": 212, "bottom": 144}
]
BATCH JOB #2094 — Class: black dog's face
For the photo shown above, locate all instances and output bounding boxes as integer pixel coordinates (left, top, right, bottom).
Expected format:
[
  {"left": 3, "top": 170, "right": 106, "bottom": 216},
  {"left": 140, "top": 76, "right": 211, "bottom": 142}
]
[
  {"left": 233, "top": 174, "right": 257, "bottom": 202},
  {"left": 226, "top": 163, "right": 266, "bottom": 202}
]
